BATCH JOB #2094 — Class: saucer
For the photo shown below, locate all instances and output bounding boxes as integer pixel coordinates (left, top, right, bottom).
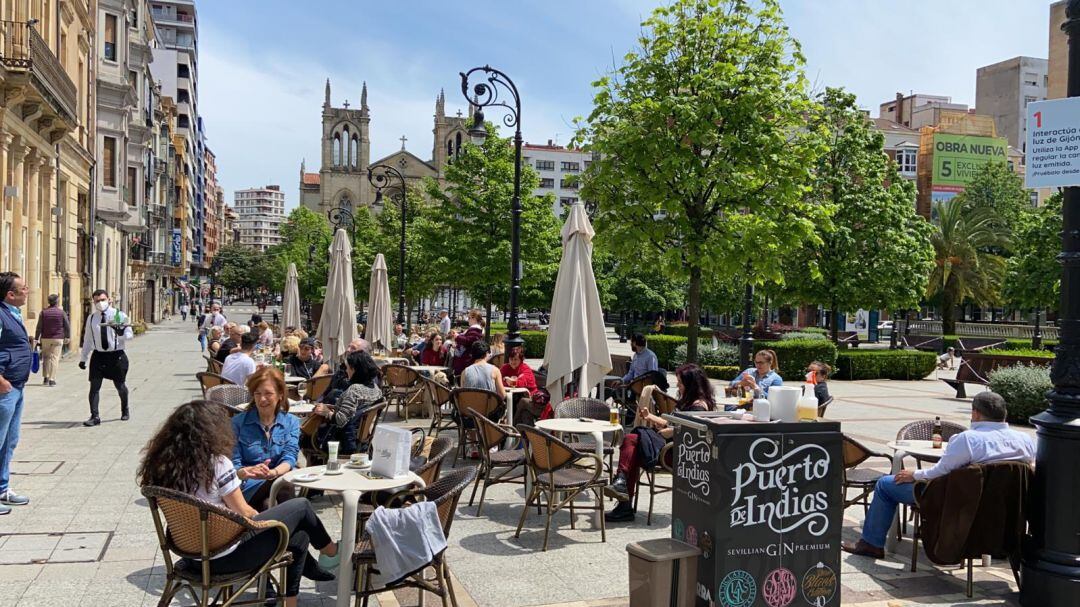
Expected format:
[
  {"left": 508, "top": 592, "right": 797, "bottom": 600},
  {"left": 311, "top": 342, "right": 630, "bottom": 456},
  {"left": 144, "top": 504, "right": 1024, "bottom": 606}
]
[
  {"left": 346, "top": 461, "right": 372, "bottom": 469},
  {"left": 324, "top": 467, "right": 344, "bottom": 476},
  {"left": 293, "top": 472, "right": 322, "bottom": 482}
]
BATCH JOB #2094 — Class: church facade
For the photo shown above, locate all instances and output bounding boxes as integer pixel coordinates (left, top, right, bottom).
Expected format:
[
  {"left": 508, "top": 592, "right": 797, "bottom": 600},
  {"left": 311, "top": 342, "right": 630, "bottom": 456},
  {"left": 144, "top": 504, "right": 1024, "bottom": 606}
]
[{"left": 299, "top": 80, "right": 470, "bottom": 215}]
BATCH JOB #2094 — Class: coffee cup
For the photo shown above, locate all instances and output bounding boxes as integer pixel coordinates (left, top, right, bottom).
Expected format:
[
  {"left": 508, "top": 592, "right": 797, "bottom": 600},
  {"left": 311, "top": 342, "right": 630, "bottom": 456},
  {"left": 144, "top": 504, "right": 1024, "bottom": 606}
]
[{"left": 350, "top": 452, "right": 370, "bottom": 466}]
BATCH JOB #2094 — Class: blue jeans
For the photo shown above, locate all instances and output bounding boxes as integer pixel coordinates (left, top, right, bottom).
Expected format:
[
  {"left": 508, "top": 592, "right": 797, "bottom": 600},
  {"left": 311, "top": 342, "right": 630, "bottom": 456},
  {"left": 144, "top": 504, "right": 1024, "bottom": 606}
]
[
  {"left": 198, "top": 332, "right": 207, "bottom": 352},
  {"left": 0, "top": 387, "right": 25, "bottom": 494},
  {"left": 862, "top": 474, "right": 916, "bottom": 548}
]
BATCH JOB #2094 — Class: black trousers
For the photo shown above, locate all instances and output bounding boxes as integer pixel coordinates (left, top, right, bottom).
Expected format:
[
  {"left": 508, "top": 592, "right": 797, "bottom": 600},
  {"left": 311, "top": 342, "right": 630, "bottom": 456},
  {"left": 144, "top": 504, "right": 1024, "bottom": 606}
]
[
  {"left": 204, "top": 498, "right": 332, "bottom": 597},
  {"left": 88, "top": 351, "right": 129, "bottom": 418}
]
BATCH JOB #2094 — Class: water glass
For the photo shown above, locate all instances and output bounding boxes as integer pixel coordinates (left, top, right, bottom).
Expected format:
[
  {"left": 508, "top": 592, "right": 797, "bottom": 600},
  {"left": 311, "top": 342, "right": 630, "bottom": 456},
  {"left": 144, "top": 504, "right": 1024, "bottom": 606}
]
[
  {"left": 327, "top": 441, "right": 340, "bottom": 471},
  {"left": 284, "top": 363, "right": 294, "bottom": 377}
]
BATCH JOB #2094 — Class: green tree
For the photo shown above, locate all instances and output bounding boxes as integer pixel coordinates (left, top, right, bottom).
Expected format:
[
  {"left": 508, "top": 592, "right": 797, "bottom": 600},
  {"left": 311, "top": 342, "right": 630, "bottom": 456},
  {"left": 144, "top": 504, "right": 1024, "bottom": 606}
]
[
  {"left": 369, "top": 187, "right": 447, "bottom": 323},
  {"left": 213, "top": 243, "right": 261, "bottom": 295},
  {"left": 927, "top": 200, "right": 1009, "bottom": 334},
  {"left": 1004, "top": 193, "right": 1061, "bottom": 314},
  {"left": 267, "top": 206, "right": 333, "bottom": 302},
  {"left": 576, "top": 0, "right": 826, "bottom": 362},
  {"left": 953, "top": 161, "right": 1030, "bottom": 238},
  {"left": 787, "top": 88, "right": 934, "bottom": 341},
  {"left": 425, "top": 123, "right": 561, "bottom": 327}
]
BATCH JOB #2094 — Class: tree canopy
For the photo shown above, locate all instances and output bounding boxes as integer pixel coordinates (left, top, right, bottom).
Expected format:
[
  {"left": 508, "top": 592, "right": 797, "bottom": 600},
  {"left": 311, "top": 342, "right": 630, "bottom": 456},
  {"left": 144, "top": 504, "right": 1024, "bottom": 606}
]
[{"left": 1004, "top": 193, "right": 1061, "bottom": 313}]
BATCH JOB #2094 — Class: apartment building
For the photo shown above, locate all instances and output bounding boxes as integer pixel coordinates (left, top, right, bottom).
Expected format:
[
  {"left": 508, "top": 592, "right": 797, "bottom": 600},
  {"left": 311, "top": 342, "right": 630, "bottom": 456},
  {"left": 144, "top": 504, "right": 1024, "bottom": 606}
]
[
  {"left": 976, "top": 56, "right": 1048, "bottom": 153},
  {"left": 235, "top": 186, "right": 285, "bottom": 252},
  {"left": 522, "top": 140, "right": 592, "bottom": 216}
]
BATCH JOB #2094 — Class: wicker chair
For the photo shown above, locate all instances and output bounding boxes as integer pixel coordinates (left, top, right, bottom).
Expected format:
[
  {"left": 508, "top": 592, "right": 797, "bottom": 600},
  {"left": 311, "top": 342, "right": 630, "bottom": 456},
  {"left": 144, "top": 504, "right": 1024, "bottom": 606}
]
[
  {"left": 488, "top": 352, "right": 505, "bottom": 367},
  {"left": 204, "top": 385, "right": 250, "bottom": 417},
  {"left": 895, "top": 419, "right": 967, "bottom": 536},
  {"left": 423, "top": 377, "right": 456, "bottom": 437},
  {"left": 841, "top": 435, "right": 892, "bottom": 515},
  {"left": 515, "top": 424, "right": 607, "bottom": 551},
  {"left": 352, "top": 466, "right": 478, "bottom": 607},
  {"left": 634, "top": 442, "right": 675, "bottom": 526},
  {"left": 651, "top": 390, "right": 678, "bottom": 416},
  {"left": 300, "top": 374, "right": 334, "bottom": 402},
  {"left": 301, "top": 401, "right": 388, "bottom": 468},
  {"left": 451, "top": 388, "right": 503, "bottom": 465},
  {"left": 554, "top": 398, "right": 620, "bottom": 476},
  {"left": 142, "top": 485, "right": 290, "bottom": 607},
  {"left": 196, "top": 372, "right": 234, "bottom": 397},
  {"left": 382, "top": 364, "right": 424, "bottom": 422},
  {"left": 416, "top": 436, "right": 454, "bottom": 487},
  {"left": 203, "top": 355, "right": 216, "bottom": 373},
  {"left": 466, "top": 409, "right": 526, "bottom": 516},
  {"left": 818, "top": 397, "right": 834, "bottom": 418}
]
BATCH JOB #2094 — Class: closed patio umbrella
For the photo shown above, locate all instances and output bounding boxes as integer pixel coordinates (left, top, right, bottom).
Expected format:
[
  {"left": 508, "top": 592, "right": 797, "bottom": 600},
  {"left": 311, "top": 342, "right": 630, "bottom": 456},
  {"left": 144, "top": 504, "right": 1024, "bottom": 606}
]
[
  {"left": 543, "top": 203, "right": 612, "bottom": 397},
  {"left": 365, "top": 253, "right": 393, "bottom": 352},
  {"left": 316, "top": 229, "right": 358, "bottom": 364},
  {"left": 281, "top": 263, "right": 301, "bottom": 337}
]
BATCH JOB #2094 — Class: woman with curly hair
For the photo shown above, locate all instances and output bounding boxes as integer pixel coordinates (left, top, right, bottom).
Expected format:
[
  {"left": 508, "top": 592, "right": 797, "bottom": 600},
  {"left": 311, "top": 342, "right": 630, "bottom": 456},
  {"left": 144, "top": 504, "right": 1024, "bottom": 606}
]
[{"left": 137, "top": 400, "right": 339, "bottom": 606}]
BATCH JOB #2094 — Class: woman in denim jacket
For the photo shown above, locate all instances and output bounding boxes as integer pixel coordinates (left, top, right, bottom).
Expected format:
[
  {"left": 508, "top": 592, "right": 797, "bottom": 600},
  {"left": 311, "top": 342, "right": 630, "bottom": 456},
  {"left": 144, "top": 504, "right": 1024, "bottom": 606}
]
[{"left": 231, "top": 366, "right": 300, "bottom": 511}]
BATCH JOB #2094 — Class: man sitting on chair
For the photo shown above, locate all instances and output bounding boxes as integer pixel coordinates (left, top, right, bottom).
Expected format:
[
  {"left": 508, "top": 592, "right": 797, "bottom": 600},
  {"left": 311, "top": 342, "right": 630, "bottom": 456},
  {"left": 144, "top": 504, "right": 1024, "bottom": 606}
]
[{"left": 841, "top": 391, "right": 1035, "bottom": 559}]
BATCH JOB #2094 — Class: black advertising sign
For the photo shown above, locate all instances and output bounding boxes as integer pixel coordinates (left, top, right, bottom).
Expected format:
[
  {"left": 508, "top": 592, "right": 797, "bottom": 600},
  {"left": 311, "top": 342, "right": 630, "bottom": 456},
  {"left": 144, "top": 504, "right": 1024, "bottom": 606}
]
[{"left": 671, "top": 416, "right": 843, "bottom": 607}]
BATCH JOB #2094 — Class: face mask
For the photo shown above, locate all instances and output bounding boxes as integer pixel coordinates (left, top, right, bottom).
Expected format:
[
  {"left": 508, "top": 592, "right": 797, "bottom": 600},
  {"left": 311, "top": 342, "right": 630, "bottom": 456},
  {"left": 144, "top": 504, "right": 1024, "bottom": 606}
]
[{"left": 96, "top": 300, "right": 109, "bottom": 312}]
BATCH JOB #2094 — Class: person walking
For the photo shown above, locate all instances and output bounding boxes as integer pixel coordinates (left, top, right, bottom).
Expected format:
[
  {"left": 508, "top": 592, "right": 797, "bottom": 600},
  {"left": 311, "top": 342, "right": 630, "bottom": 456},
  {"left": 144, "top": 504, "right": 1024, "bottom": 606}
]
[
  {"left": 33, "top": 294, "right": 69, "bottom": 387},
  {"left": 0, "top": 273, "right": 32, "bottom": 513},
  {"left": 79, "top": 290, "right": 133, "bottom": 426},
  {"left": 179, "top": 301, "right": 189, "bottom": 322},
  {"left": 438, "top": 310, "right": 451, "bottom": 336}
]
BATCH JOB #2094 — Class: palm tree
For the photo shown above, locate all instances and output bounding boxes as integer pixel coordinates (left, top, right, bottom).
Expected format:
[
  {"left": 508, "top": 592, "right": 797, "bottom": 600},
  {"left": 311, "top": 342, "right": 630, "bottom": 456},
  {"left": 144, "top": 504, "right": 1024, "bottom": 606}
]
[{"left": 927, "top": 201, "right": 1009, "bottom": 334}]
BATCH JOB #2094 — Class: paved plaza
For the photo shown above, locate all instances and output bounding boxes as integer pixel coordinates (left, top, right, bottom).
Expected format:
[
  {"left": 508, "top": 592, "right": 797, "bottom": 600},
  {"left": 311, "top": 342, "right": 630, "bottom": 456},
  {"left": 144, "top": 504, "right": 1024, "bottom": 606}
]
[{"left": 0, "top": 314, "right": 1028, "bottom": 606}]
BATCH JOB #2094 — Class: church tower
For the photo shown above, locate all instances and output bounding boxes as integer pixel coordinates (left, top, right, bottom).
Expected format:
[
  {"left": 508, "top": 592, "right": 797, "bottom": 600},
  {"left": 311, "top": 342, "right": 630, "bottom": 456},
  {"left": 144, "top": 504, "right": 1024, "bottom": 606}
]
[
  {"left": 432, "top": 89, "right": 470, "bottom": 178},
  {"left": 317, "top": 79, "right": 372, "bottom": 211}
]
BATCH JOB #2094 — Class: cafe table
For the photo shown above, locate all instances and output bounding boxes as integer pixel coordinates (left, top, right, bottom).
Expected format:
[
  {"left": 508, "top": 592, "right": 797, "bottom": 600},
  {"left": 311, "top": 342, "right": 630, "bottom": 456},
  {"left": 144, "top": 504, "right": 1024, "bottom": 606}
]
[
  {"left": 410, "top": 365, "right": 449, "bottom": 377},
  {"left": 283, "top": 375, "right": 306, "bottom": 385},
  {"left": 535, "top": 417, "right": 621, "bottom": 527},
  {"left": 884, "top": 439, "right": 946, "bottom": 553},
  {"left": 268, "top": 466, "right": 425, "bottom": 607}
]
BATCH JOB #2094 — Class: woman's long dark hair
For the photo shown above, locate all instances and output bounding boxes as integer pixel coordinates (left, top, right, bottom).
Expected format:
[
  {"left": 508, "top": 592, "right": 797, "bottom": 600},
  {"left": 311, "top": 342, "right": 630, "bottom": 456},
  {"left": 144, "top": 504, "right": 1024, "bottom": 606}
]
[
  {"left": 675, "top": 364, "right": 715, "bottom": 411},
  {"left": 346, "top": 350, "right": 380, "bottom": 387},
  {"left": 137, "top": 400, "right": 235, "bottom": 493}
]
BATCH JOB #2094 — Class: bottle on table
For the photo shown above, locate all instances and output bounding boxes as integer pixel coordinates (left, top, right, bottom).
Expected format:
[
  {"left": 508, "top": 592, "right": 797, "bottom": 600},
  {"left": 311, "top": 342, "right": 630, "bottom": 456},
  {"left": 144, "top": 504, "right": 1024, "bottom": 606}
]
[
  {"left": 932, "top": 416, "right": 943, "bottom": 449},
  {"left": 752, "top": 388, "right": 770, "bottom": 422},
  {"left": 797, "top": 383, "right": 818, "bottom": 421}
]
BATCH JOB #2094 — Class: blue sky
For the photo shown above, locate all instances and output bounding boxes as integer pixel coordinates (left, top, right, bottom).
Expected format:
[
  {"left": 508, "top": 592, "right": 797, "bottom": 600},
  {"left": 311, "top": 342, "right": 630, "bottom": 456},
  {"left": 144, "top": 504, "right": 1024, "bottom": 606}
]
[{"left": 198, "top": 0, "right": 1051, "bottom": 210}]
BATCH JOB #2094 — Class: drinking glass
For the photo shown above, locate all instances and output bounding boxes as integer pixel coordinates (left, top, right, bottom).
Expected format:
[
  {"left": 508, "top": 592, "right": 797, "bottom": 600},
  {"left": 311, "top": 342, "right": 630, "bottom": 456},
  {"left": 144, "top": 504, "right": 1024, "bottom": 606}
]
[
  {"left": 284, "top": 363, "right": 294, "bottom": 377},
  {"left": 326, "top": 441, "right": 340, "bottom": 472}
]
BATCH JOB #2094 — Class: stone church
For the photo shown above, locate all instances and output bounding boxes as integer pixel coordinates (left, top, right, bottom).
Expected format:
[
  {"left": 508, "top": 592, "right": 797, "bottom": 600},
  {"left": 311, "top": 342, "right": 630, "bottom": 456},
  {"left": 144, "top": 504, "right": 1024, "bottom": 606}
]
[{"left": 299, "top": 80, "right": 470, "bottom": 214}]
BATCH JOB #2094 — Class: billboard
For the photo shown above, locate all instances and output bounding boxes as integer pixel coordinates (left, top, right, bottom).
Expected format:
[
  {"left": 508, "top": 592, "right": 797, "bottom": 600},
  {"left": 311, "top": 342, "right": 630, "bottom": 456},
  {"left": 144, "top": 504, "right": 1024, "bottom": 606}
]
[{"left": 930, "top": 133, "right": 1008, "bottom": 203}]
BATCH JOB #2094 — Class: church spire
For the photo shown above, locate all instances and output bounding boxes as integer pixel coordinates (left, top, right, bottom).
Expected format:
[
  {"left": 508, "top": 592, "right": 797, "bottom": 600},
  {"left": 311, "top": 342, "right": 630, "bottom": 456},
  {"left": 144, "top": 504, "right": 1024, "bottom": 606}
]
[
  {"left": 361, "top": 81, "right": 368, "bottom": 109},
  {"left": 324, "top": 78, "right": 331, "bottom": 109},
  {"left": 435, "top": 88, "right": 445, "bottom": 119}
]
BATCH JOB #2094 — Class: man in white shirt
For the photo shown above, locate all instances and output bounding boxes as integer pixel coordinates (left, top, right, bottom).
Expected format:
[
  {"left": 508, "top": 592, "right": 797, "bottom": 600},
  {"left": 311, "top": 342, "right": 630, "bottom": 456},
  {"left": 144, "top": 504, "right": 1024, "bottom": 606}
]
[
  {"left": 79, "top": 290, "right": 134, "bottom": 426},
  {"left": 221, "top": 333, "right": 258, "bottom": 387},
  {"left": 438, "top": 310, "right": 451, "bottom": 336},
  {"left": 392, "top": 324, "right": 408, "bottom": 350},
  {"left": 842, "top": 391, "right": 1036, "bottom": 559},
  {"left": 202, "top": 302, "right": 227, "bottom": 333}
]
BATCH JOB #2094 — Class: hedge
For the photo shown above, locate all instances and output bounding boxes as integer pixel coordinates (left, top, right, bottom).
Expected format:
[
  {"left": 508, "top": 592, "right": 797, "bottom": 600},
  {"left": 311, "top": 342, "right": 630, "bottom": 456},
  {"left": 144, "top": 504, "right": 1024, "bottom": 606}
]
[
  {"left": 702, "top": 365, "right": 741, "bottom": 381},
  {"left": 647, "top": 335, "right": 695, "bottom": 369},
  {"left": 756, "top": 339, "right": 838, "bottom": 380},
  {"left": 520, "top": 330, "right": 548, "bottom": 358},
  {"left": 939, "top": 335, "right": 1058, "bottom": 352},
  {"left": 982, "top": 348, "right": 1054, "bottom": 359},
  {"left": 834, "top": 350, "right": 937, "bottom": 380},
  {"left": 988, "top": 364, "right": 1052, "bottom": 424}
]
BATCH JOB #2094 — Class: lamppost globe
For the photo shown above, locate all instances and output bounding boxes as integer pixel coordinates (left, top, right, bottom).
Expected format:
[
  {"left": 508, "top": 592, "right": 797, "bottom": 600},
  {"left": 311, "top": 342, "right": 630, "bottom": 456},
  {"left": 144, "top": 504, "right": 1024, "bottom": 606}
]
[
  {"left": 374, "top": 190, "right": 383, "bottom": 205},
  {"left": 468, "top": 109, "right": 487, "bottom": 145}
]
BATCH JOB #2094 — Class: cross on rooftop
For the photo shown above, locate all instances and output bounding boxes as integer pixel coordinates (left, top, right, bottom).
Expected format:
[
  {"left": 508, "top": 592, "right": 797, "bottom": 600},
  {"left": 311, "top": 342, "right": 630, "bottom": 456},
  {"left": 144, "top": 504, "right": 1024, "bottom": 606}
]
[{"left": 400, "top": 135, "right": 407, "bottom": 150}]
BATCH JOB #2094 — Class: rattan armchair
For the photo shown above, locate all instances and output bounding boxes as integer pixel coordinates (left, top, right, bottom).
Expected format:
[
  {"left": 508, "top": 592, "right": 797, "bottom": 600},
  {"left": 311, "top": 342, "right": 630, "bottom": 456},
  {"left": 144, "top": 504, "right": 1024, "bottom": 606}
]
[
  {"left": 423, "top": 376, "right": 456, "bottom": 437},
  {"left": 382, "top": 364, "right": 424, "bottom": 422},
  {"left": 204, "top": 385, "right": 250, "bottom": 417},
  {"left": 352, "top": 466, "right": 478, "bottom": 607},
  {"left": 634, "top": 442, "right": 675, "bottom": 526},
  {"left": 515, "top": 424, "right": 607, "bottom": 551},
  {"left": 196, "top": 372, "right": 234, "bottom": 397},
  {"left": 841, "top": 435, "right": 892, "bottom": 515},
  {"left": 301, "top": 374, "right": 334, "bottom": 402},
  {"left": 142, "top": 485, "right": 290, "bottom": 607},
  {"left": 451, "top": 388, "right": 503, "bottom": 465},
  {"left": 467, "top": 410, "right": 526, "bottom": 516},
  {"left": 554, "top": 397, "right": 621, "bottom": 476}
]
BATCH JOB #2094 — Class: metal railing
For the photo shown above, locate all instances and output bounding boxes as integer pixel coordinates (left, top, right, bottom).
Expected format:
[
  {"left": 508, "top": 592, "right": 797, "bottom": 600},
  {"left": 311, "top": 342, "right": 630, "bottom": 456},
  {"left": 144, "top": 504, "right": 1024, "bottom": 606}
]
[
  {"left": 896, "top": 319, "right": 1059, "bottom": 340},
  {"left": 0, "top": 21, "right": 77, "bottom": 124}
]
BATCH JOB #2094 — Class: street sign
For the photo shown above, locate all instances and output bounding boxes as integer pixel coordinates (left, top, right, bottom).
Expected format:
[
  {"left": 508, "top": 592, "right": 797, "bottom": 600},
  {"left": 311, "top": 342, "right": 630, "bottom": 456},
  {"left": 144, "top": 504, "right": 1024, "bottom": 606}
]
[{"left": 1026, "top": 97, "right": 1080, "bottom": 188}]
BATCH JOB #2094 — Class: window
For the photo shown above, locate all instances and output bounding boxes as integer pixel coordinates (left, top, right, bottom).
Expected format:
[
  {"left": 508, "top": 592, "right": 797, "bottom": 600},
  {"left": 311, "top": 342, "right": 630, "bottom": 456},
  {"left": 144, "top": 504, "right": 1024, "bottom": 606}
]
[
  {"left": 104, "top": 14, "right": 117, "bottom": 61},
  {"left": 126, "top": 167, "right": 137, "bottom": 204},
  {"left": 539, "top": 178, "right": 554, "bottom": 188},
  {"left": 560, "top": 197, "right": 578, "bottom": 206},
  {"left": 177, "top": 64, "right": 190, "bottom": 79},
  {"left": 897, "top": 148, "right": 917, "bottom": 175},
  {"left": 351, "top": 135, "right": 358, "bottom": 167},
  {"left": 561, "top": 161, "right": 580, "bottom": 172},
  {"left": 1030, "top": 191, "right": 1039, "bottom": 207},
  {"left": 560, "top": 178, "right": 579, "bottom": 189},
  {"left": 103, "top": 137, "right": 117, "bottom": 187},
  {"left": 333, "top": 134, "right": 341, "bottom": 166},
  {"left": 1024, "top": 72, "right": 1039, "bottom": 87},
  {"left": 1025, "top": 95, "right": 1039, "bottom": 106},
  {"left": 535, "top": 160, "right": 555, "bottom": 171}
]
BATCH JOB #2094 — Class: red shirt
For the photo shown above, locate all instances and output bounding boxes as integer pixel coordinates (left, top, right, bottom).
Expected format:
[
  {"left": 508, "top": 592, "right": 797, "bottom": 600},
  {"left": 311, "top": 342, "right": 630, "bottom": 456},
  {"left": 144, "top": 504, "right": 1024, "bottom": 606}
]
[
  {"left": 420, "top": 347, "right": 443, "bottom": 366},
  {"left": 500, "top": 361, "right": 538, "bottom": 396}
]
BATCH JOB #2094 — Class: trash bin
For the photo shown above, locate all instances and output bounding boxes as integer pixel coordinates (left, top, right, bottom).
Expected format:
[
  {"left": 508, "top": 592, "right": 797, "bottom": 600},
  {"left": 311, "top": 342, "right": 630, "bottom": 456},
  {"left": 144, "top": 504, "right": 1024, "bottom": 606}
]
[{"left": 626, "top": 538, "right": 701, "bottom": 607}]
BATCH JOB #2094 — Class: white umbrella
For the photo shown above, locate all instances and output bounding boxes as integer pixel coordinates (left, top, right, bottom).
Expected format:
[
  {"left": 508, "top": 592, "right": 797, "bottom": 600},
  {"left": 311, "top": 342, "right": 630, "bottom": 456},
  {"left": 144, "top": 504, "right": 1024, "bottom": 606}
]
[
  {"left": 281, "top": 263, "right": 301, "bottom": 337},
  {"left": 543, "top": 203, "right": 612, "bottom": 397},
  {"left": 365, "top": 253, "right": 393, "bottom": 352},
  {"left": 316, "top": 229, "right": 358, "bottom": 364}
]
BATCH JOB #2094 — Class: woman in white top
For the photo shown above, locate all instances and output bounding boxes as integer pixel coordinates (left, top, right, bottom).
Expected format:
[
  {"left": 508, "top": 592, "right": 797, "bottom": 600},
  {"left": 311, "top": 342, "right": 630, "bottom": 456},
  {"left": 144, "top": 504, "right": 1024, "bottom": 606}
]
[
  {"left": 257, "top": 321, "right": 275, "bottom": 347},
  {"left": 137, "top": 400, "right": 340, "bottom": 605}
]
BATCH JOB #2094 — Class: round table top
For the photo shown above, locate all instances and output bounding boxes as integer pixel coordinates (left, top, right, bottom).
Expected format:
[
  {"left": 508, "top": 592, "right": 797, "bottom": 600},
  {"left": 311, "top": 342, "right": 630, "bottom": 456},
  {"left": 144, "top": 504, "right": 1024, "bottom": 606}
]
[
  {"left": 284, "top": 375, "right": 306, "bottom": 384},
  {"left": 288, "top": 402, "right": 316, "bottom": 416},
  {"left": 411, "top": 365, "right": 449, "bottom": 374},
  {"left": 281, "top": 465, "right": 423, "bottom": 493},
  {"left": 505, "top": 386, "right": 531, "bottom": 394},
  {"left": 537, "top": 418, "right": 620, "bottom": 434},
  {"left": 886, "top": 439, "right": 948, "bottom": 459}
]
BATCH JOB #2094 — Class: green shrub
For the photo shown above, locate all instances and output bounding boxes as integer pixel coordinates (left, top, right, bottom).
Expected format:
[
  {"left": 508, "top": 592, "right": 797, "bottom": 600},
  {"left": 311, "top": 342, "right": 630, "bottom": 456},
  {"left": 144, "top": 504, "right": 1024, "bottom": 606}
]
[
  {"left": 520, "top": 331, "right": 547, "bottom": 357},
  {"left": 1000, "top": 338, "right": 1058, "bottom": 351},
  {"left": 756, "top": 339, "right": 838, "bottom": 380},
  {"left": 982, "top": 348, "right": 1055, "bottom": 359},
  {"left": 988, "top": 364, "right": 1052, "bottom": 424},
  {"left": 834, "top": 350, "right": 937, "bottom": 380},
  {"left": 702, "top": 365, "right": 741, "bottom": 381},
  {"left": 646, "top": 335, "right": 691, "bottom": 369},
  {"left": 780, "top": 332, "right": 826, "bottom": 341},
  {"left": 672, "top": 342, "right": 739, "bottom": 367},
  {"left": 800, "top": 327, "right": 828, "bottom": 335}
]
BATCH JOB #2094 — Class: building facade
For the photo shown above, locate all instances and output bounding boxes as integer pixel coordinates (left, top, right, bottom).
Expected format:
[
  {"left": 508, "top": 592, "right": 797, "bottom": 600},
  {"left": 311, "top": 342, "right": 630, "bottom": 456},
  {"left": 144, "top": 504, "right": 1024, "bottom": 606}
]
[
  {"left": 0, "top": 1, "right": 95, "bottom": 338},
  {"left": 871, "top": 118, "right": 920, "bottom": 182},
  {"left": 976, "top": 56, "right": 1048, "bottom": 153},
  {"left": 235, "top": 186, "right": 285, "bottom": 252},
  {"left": 879, "top": 93, "right": 970, "bottom": 130},
  {"left": 522, "top": 140, "right": 591, "bottom": 216}
]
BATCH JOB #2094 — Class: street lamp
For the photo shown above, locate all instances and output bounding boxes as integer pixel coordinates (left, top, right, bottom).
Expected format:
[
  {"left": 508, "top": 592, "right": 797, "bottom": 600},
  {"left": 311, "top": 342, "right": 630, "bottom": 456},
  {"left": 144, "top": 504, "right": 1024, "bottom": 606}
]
[
  {"left": 368, "top": 163, "right": 408, "bottom": 330},
  {"left": 461, "top": 65, "right": 524, "bottom": 350},
  {"left": 327, "top": 205, "right": 355, "bottom": 235},
  {"left": 1021, "top": 2, "right": 1080, "bottom": 603}
]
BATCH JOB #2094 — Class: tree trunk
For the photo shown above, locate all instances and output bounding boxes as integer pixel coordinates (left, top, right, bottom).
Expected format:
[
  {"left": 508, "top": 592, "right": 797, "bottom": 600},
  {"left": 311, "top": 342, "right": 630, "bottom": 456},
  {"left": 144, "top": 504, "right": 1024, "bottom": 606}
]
[
  {"left": 941, "top": 280, "right": 957, "bottom": 336},
  {"left": 686, "top": 264, "right": 702, "bottom": 363},
  {"left": 830, "top": 296, "right": 840, "bottom": 344},
  {"left": 485, "top": 294, "right": 492, "bottom": 339}
]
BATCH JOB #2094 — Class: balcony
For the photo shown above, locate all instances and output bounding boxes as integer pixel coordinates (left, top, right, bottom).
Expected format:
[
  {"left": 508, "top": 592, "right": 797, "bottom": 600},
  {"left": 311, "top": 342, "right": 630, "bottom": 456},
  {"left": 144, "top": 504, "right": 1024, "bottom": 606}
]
[{"left": 0, "top": 21, "right": 78, "bottom": 130}]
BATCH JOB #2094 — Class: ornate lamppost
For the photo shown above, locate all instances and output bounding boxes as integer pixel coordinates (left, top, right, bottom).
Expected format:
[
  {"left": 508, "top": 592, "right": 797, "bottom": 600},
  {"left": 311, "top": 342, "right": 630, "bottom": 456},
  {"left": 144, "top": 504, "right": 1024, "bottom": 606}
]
[
  {"left": 367, "top": 163, "right": 408, "bottom": 329},
  {"left": 461, "top": 65, "right": 524, "bottom": 351},
  {"left": 1021, "top": 2, "right": 1080, "bottom": 602},
  {"left": 327, "top": 206, "right": 355, "bottom": 235}
]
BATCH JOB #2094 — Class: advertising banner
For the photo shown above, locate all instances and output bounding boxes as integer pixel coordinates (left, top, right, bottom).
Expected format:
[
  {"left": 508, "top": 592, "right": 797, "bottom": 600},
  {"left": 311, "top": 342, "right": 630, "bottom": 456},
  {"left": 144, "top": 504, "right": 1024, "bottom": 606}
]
[
  {"left": 171, "top": 228, "right": 181, "bottom": 265},
  {"left": 930, "top": 133, "right": 1009, "bottom": 203},
  {"left": 1025, "top": 97, "right": 1080, "bottom": 188},
  {"left": 672, "top": 417, "right": 843, "bottom": 607}
]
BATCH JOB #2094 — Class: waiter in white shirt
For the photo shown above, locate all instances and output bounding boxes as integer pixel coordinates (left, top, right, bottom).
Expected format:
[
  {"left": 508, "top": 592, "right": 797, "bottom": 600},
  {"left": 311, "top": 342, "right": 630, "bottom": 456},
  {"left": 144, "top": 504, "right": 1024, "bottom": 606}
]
[{"left": 79, "top": 290, "right": 133, "bottom": 426}]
